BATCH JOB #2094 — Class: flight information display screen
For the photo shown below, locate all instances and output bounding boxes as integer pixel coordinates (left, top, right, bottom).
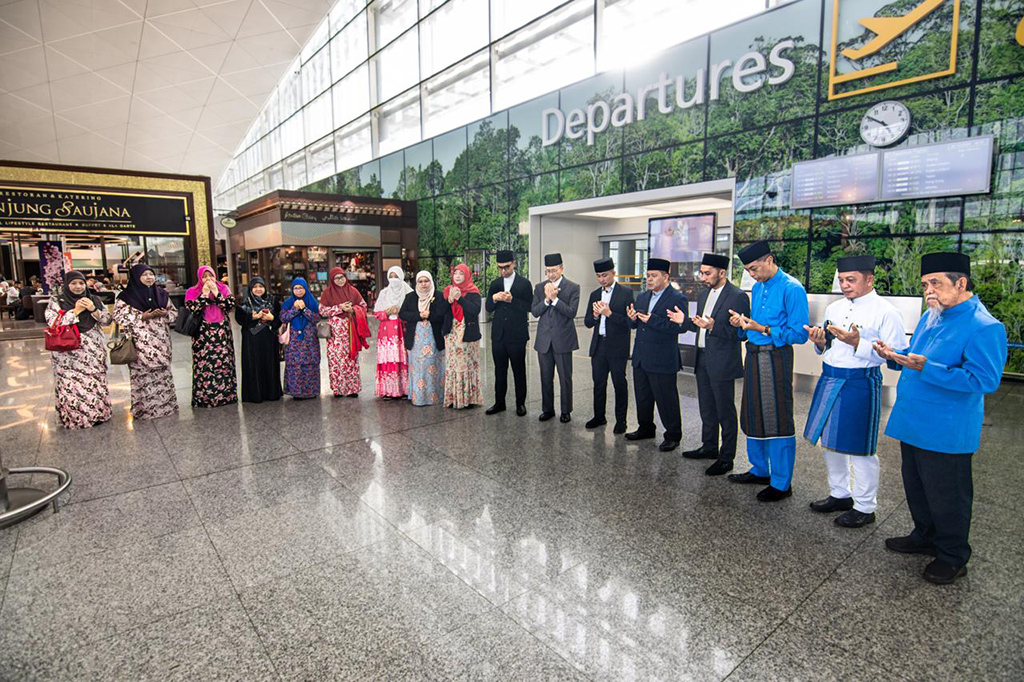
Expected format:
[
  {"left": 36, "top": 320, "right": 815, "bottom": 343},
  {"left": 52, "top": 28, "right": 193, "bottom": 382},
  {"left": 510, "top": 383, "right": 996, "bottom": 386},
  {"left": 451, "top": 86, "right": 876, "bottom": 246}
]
[
  {"left": 790, "top": 153, "right": 881, "bottom": 208},
  {"left": 880, "top": 136, "right": 994, "bottom": 201}
]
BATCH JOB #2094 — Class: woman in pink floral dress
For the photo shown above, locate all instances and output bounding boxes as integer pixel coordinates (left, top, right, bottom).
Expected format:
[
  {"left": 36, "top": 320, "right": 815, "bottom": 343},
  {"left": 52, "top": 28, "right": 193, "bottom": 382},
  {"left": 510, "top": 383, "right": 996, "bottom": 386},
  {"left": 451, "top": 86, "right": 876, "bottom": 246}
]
[
  {"left": 319, "top": 266, "right": 369, "bottom": 397},
  {"left": 184, "top": 266, "right": 237, "bottom": 408},
  {"left": 45, "top": 271, "right": 112, "bottom": 429},
  {"left": 372, "top": 266, "right": 412, "bottom": 398},
  {"left": 441, "top": 264, "right": 483, "bottom": 409},
  {"left": 113, "top": 264, "right": 179, "bottom": 419}
]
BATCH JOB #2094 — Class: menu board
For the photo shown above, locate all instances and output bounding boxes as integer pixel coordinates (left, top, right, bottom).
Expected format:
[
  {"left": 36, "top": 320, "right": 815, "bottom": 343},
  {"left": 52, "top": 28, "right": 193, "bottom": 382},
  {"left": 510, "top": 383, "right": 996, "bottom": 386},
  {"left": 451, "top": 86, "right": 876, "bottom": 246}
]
[
  {"left": 881, "top": 137, "right": 993, "bottom": 201},
  {"left": 791, "top": 153, "right": 880, "bottom": 209}
]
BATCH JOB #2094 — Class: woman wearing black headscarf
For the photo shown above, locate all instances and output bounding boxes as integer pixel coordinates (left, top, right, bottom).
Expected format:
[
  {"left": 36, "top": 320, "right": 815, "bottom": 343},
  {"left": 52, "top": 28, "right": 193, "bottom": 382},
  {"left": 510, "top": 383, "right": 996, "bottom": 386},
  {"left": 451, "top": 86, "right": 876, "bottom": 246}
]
[
  {"left": 45, "top": 270, "right": 112, "bottom": 429},
  {"left": 234, "top": 277, "right": 283, "bottom": 403},
  {"left": 113, "top": 264, "right": 179, "bottom": 419}
]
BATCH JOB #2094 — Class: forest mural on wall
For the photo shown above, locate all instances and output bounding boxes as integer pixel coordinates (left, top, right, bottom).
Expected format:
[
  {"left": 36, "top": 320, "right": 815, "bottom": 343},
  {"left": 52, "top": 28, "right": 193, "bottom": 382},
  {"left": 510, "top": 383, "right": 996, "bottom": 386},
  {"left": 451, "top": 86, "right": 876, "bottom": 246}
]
[{"left": 302, "top": 0, "right": 1024, "bottom": 371}]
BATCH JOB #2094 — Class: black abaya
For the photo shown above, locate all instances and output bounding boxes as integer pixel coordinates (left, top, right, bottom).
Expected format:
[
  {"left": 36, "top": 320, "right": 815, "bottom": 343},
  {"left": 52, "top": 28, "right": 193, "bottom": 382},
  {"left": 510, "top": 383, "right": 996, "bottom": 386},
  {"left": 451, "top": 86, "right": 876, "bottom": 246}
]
[{"left": 235, "top": 299, "right": 283, "bottom": 403}]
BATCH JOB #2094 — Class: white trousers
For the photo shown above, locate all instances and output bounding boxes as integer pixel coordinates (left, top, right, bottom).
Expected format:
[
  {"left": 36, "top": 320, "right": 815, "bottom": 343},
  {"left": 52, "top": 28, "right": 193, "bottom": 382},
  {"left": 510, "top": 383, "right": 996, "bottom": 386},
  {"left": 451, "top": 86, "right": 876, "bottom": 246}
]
[{"left": 824, "top": 449, "right": 879, "bottom": 513}]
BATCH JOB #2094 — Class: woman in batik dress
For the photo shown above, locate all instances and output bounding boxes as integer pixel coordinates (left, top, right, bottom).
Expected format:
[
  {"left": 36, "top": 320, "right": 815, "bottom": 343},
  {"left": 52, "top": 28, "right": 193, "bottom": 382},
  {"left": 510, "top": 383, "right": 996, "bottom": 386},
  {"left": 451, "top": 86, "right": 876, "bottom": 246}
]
[
  {"left": 441, "top": 264, "right": 482, "bottom": 409},
  {"left": 184, "top": 265, "right": 237, "bottom": 408},
  {"left": 373, "top": 266, "right": 412, "bottom": 398},
  {"left": 280, "top": 277, "right": 321, "bottom": 399},
  {"left": 45, "top": 270, "right": 112, "bottom": 429},
  {"left": 319, "top": 267, "right": 368, "bottom": 397},
  {"left": 113, "top": 264, "right": 179, "bottom": 419},
  {"left": 398, "top": 270, "right": 446, "bottom": 406}
]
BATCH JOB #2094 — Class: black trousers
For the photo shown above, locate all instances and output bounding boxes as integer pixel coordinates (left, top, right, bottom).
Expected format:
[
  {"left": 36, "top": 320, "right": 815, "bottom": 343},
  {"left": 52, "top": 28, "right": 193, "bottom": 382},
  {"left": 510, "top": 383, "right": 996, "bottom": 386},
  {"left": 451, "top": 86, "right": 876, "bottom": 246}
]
[
  {"left": 633, "top": 365, "right": 681, "bottom": 441},
  {"left": 901, "top": 441, "right": 974, "bottom": 567},
  {"left": 538, "top": 349, "right": 573, "bottom": 414},
  {"left": 592, "top": 337, "right": 628, "bottom": 424},
  {"left": 492, "top": 341, "right": 527, "bottom": 407},
  {"left": 695, "top": 349, "right": 738, "bottom": 461}
]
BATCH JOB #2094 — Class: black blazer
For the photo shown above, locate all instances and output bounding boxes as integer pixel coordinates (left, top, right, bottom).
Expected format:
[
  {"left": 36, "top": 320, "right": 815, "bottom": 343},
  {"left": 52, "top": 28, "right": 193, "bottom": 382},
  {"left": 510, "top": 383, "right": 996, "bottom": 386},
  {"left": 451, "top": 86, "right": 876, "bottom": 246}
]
[
  {"left": 681, "top": 281, "right": 749, "bottom": 380},
  {"left": 398, "top": 291, "right": 447, "bottom": 352},
  {"left": 485, "top": 273, "right": 532, "bottom": 345},
  {"left": 583, "top": 283, "right": 634, "bottom": 358},
  {"left": 629, "top": 286, "right": 688, "bottom": 374},
  {"left": 442, "top": 291, "right": 482, "bottom": 343}
]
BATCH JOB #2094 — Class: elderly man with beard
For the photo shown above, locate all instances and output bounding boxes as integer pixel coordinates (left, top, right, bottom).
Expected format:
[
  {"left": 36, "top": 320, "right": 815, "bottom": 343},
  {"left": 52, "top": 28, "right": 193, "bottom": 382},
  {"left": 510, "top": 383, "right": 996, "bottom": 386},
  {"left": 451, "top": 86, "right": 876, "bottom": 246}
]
[{"left": 874, "top": 252, "right": 1006, "bottom": 585}]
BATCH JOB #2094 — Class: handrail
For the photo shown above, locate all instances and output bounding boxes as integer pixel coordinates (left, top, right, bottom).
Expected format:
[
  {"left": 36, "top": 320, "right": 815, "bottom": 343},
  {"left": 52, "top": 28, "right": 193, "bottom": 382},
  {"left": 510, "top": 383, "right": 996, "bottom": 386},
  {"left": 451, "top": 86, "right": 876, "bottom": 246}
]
[{"left": 0, "top": 466, "right": 72, "bottom": 525}]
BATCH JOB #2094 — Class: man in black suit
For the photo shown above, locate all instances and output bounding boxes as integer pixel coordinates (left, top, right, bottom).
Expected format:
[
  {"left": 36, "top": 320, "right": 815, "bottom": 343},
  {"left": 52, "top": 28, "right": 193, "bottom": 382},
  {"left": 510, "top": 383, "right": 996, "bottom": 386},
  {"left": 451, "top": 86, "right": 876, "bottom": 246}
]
[
  {"left": 625, "top": 257, "right": 688, "bottom": 452},
  {"left": 485, "top": 250, "right": 532, "bottom": 416},
  {"left": 584, "top": 257, "right": 634, "bottom": 434},
  {"left": 669, "top": 253, "right": 750, "bottom": 476},
  {"left": 532, "top": 253, "right": 581, "bottom": 423}
]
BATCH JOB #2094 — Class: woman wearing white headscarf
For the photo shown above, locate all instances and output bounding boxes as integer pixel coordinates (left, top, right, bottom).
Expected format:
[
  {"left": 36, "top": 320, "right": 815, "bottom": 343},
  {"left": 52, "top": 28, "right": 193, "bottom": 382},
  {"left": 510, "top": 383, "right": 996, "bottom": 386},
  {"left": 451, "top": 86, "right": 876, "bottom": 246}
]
[
  {"left": 398, "top": 270, "right": 447, "bottom": 406},
  {"left": 373, "top": 266, "right": 413, "bottom": 398}
]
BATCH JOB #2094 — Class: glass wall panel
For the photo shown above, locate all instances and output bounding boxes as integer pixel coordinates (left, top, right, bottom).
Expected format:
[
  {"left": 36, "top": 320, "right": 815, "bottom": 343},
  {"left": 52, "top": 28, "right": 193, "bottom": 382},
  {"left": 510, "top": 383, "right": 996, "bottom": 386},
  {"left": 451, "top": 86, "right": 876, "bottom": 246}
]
[
  {"left": 374, "top": 28, "right": 419, "bottom": 103},
  {"left": 357, "top": 159, "right": 383, "bottom": 196},
  {"left": 961, "top": 231, "right": 1024, "bottom": 373},
  {"left": 306, "top": 135, "right": 335, "bottom": 183},
  {"left": 468, "top": 182, "right": 510, "bottom": 250},
  {"left": 622, "top": 142, "right": 703, "bottom": 193},
  {"left": 560, "top": 160, "right": 621, "bottom": 201},
  {"left": 370, "top": 0, "right": 417, "bottom": 49},
  {"left": 333, "top": 63, "right": 370, "bottom": 128},
  {"left": 811, "top": 199, "right": 962, "bottom": 240},
  {"left": 331, "top": 0, "right": 366, "bottom": 33},
  {"left": 435, "top": 192, "right": 470, "bottom": 254},
  {"left": 377, "top": 89, "right": 421, "bottom": 156},
  {"left": 558, "top": 71, "right": 623, "bottom": 167},
  {"left": 490, "top": 0, "right": 555, "bottom": 39},
  {"left": 491, "top": 0, "right": 594, "bottom": 112},
  {"left": 284, "top": 151, "right": 308, "bottom": 190},
  {"left": 468, "top": 111, "right": 508, "bottom": 188},
  {"left": 433, "top": 126, "right": 468, "bottom": 193},
  {"left": 380, "top": 150, "right": 404, "bottom": 199},
  {"left": 403, "top": 139, "right": 435, "bottom": 200},
  {"left": 300, "top": 18, "right": 330, "bottom": 65},
  {"left": 508, "top": 92, "right": 559, "bottom": 177},
  {"left": 281, "top": 113, "right": 304, "bottom": 156},
  {"left": 977, "top": 0, "right": 1024, "bottom": 80},
  {"left": 419, "top": 0, "right": 488, "bottom": 78},
  {"left": 303, "top": 90, "right": 333, "bottom": 144},
  {"left": 807, "top": 234, "right": 960, "bottom": 295},
  {"left": 730, "top": 239, "right": 810, "bottom": 289},
  {"left": 331, "top": 11, "right": 368, "bottom": 82},
  {"left": 334, "top": 114, "right": 372, "bottom": 171},
  {"left": 301, "top": 45, "right": 331, "bottom": 104},
  {"left": 267, "top": 163, "right": 283, "bottom": 191},
  {"left": 278, "top": 62, "right": 302, "bottom": 122},
  {"left": 966, "top": 78, "right": 1024, "bottom": 232},
  {"left": 422, "top": 50, "right": 490, "bottom": 139},
  {"left": 417, "top": 198, "right": 435, "bottom": 257}
]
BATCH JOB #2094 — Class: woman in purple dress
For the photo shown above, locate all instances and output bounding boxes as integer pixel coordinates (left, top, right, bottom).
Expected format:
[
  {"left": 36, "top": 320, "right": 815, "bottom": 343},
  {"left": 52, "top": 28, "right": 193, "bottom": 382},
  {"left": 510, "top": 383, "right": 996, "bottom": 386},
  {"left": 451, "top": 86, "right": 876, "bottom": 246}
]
[{"left": 280, "top": 277, "right": 321, "bottom": 399}]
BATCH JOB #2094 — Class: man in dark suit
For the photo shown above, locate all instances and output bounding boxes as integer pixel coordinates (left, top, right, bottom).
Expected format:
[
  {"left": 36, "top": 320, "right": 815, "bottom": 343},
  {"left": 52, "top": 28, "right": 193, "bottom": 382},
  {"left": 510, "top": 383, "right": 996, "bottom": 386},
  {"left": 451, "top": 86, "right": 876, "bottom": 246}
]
[
  {"left": 669, "top": 253, "right": 750, "bottom": 475},
  {"left": 485, "top": 250, "right": 533, "bottom": 416},
  {"left": 625, "top": 257, "right": 688, "bottom": 451},
  {"left": 532, "top": 253, "right": 580, "bottom": 423},
  {"left": 584, "top": 257, "right": 634, "bottom": 434}
]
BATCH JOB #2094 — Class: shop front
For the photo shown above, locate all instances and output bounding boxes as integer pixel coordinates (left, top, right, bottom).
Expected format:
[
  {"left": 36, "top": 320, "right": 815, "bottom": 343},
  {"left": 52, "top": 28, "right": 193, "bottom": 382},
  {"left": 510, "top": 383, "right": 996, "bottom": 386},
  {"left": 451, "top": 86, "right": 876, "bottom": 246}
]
[{"left": 228, "top": 190, "right": 418, "bottom": 306}]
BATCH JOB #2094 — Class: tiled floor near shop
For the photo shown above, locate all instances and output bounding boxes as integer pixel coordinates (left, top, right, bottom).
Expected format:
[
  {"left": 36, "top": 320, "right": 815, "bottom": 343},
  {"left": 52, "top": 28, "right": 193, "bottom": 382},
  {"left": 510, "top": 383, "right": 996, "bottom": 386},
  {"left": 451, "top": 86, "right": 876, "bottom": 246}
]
[{"left": 0, "top": 322, "right": 1021, "bottom": 680}]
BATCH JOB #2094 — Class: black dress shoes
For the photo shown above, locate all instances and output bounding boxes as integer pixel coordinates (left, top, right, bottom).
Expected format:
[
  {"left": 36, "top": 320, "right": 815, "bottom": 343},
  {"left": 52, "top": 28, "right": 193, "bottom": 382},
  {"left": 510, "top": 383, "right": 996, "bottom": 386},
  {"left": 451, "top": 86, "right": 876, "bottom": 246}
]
[
  {"left": 585, "top": 417, "right": 607, "bottom": 429},
  {"left": 485, "top": 404, "right": 505, "bottom": 415},
  {"left": 756, "top": 486, "right": 793, "bottom": 502},
  {"left": 884, "top": 536, "right": 937, "bottom": 556},
  {"left": 516, "top": 404, "right": 527, "bottom": 416},
  {"left": 809, "top": 496, "right": 854, "bottom": 513},
  {"left": 538, "top": 412, "right": 555, "bottom": 422},
  {"left": 681, "top": 448, "right": 718, "bottom": 460},
  {"left": 834, "top": 509, "right": 875, "bottom": 528},
  {"left": 727, "top": 471, "right": 771, "bottom": 485},
  {"left": 625, "top": 430, "right": 655, "bottom": 441},
  {"left": 705, "top": 461, "right": 733, "bottom": 476},
  {"left": 923, "top": 559, "right": 967, "bottom": 585},
  {"left": 559, "top": 413, "right": 571, "bottom": 424},
  {"left": 658, "top": 440, "right": 679, "bottom": 452},
  {"left": 613, "top": 422, "right": 627, "bottom": 435}
]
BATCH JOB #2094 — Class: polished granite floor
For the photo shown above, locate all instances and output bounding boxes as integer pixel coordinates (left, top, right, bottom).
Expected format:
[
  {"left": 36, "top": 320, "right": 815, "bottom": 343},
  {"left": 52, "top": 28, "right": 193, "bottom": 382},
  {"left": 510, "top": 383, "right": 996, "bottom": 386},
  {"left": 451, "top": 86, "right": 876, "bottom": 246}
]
[{"left": 0, "top": 322, "right": 1020, "bottom": 680}]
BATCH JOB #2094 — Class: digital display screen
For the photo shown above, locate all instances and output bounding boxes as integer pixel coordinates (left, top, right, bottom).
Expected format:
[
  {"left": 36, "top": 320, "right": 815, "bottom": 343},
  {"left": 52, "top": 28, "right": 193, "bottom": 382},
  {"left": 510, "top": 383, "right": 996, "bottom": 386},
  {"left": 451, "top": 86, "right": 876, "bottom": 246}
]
[
  {"left": 790, "top": 153, "right": 881, "bottom": 208},
  {"left": 648, "top": 213, "right": 716, "bottom": 263},
  {"left": 880, "top": 136, "right": 993, "bottom": 201}
]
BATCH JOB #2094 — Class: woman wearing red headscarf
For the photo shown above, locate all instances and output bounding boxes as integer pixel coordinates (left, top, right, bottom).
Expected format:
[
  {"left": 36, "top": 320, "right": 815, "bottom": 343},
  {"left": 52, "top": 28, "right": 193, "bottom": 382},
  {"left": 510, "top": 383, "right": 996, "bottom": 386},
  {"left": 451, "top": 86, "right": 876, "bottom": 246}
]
[
  {"left": 319, "top": 266, "right": 370, "bottom": 396},
  {"left": 441, "top": 263, "right": 482, "bottom": 409}
]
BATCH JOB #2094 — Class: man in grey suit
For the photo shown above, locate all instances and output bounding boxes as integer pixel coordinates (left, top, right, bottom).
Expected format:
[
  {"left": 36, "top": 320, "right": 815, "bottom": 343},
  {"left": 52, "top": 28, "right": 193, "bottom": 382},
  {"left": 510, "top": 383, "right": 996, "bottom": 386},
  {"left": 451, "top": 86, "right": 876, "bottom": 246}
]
[{"left": 532, "top": 253, "right": 580, "bottom": 423}]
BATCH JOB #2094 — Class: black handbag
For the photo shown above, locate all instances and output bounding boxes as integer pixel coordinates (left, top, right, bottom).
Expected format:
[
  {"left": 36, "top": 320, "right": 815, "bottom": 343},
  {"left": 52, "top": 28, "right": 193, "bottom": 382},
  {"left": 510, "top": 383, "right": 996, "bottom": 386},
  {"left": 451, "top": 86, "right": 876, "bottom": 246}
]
[{"left": 173, "top": 305, "right": 201, "bottom": 337}]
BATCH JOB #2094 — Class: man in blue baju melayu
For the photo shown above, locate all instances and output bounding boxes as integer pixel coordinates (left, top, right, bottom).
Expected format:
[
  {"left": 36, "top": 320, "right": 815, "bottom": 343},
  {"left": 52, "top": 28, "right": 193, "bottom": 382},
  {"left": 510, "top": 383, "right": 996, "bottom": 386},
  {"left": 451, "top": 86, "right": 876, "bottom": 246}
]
[
  {"left": 803, "top": 255, "right": 907, "bottom": 528},
  {"left": 726, "top": 241, "right": 810, "bottom": 502},
  {"left": 874, "top": 252, "right": 1007, "bottom": 585}
]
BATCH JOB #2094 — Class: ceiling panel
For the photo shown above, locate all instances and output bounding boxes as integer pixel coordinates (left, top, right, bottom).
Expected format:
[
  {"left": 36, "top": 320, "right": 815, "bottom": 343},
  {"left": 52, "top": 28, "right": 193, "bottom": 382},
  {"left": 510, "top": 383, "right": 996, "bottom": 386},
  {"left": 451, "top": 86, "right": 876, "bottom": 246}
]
[{"left": 0, "top": 0, "right": 328, "bottom": 178}]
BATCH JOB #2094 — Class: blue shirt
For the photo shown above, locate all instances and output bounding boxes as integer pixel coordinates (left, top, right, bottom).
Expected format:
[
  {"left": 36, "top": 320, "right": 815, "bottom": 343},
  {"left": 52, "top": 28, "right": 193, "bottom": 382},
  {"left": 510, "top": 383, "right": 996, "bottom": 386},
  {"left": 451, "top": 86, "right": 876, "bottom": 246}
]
[
  {"left": 739, "top": 268, "right": 809, "bottom": 347},
  {"left": 647, "top": 287, "right": 665, "bottom": 313},
  {"left": 885, "top": 295, "right": 1007, "bottom": 454}
]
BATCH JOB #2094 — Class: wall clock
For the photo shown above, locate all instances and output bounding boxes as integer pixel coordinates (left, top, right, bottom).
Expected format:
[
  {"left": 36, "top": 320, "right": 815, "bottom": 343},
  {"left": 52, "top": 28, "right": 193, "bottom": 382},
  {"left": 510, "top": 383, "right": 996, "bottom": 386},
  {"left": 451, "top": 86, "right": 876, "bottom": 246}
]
[{"left": 860, "top": 101, "right": 911, "bottom": 147}]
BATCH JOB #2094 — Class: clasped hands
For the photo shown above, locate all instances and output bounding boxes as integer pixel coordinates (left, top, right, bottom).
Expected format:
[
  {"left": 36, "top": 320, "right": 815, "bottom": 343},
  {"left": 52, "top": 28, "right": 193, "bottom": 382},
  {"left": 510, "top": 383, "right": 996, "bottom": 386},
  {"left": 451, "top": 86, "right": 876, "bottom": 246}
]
[
  {"left": 142, "top": 307, "right": 169, "bottom": 321},
  {"left": 250, "top": 308, "right": 273, "bottom": 322},
  {"left": 492, "top": 291, "right": 513, "bottom": 303},
  {"left": 448, "top": 288, "right": 461, "bottom": 304},
  {"left": 591, "top": 301, "right": 612, "bottom": 318},
  {"left": 804, "top": 323, "right": 860, "bottom": 350},
  {"left": 201, "top": 281, "right": 219, "bottom": 297},
  {"left": 544, "top": 282, "right": 559, "bottom": 303},
  {"left": 729, "top": 309, "right": 766, "bottom": 334},
  {"left": 873, "top": 340, "right": 926, "bottom": 371},
  {"left": 73, "top": 297, "right": 96, "bottom": 315}
]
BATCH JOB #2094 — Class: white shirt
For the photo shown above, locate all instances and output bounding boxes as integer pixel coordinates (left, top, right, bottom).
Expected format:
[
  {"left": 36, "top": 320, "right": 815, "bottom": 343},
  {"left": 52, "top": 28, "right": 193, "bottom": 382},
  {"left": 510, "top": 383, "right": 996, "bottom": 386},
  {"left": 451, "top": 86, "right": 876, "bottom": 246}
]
[
  {"left": 599, "top": 282, "right": 615, "bottom": 336},
  {"left": 697, "top": 284, "right": 724, "bottom": 349},
  {"left": 503, "top": 272, "right": 516, "bottom": 292},
  {"left": 545, "top": 277, "right": 563, "bottom": 307},
  {"left": 817, "top": 289, "right": 907, "bottom": 368}
]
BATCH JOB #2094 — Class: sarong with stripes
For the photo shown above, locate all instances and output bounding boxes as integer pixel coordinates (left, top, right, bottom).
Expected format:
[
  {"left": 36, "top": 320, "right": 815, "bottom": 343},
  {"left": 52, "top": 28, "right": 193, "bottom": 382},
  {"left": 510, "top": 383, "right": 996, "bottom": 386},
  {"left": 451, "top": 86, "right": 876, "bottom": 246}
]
[
  {"left": 740, "top": 343, "right": 794, "bottom": 438},
  {"left": 803, "top": 363, "right": 882, "bottom": 456}
]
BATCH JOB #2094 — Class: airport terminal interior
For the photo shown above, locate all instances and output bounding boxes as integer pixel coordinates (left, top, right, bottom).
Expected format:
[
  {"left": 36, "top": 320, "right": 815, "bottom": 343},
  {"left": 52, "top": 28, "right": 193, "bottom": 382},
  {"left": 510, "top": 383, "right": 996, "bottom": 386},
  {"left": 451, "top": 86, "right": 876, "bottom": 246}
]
[{"left": 1, "top": 0, "right": 1024, "bottom": 679}]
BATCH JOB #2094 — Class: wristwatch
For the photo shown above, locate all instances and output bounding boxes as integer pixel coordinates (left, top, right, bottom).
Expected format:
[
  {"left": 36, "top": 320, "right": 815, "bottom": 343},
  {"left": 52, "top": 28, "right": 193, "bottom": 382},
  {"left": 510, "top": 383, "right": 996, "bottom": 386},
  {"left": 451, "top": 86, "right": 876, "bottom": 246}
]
[{"left": 762, "top": 325, "right": 771, "bottom": 337}]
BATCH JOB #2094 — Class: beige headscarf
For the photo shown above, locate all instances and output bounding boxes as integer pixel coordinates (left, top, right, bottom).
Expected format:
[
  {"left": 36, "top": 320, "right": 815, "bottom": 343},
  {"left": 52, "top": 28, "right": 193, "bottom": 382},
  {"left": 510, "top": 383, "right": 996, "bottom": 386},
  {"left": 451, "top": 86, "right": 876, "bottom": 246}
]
[{"left": 415, "top": 270, "right": 435, "bottom": 313}]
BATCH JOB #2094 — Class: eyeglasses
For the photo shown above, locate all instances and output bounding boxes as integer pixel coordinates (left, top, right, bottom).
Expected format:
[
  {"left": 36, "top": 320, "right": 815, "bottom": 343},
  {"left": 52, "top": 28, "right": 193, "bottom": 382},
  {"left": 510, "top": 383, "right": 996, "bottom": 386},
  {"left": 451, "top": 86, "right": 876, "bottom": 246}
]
[
  {"left": 544, "top": 268, "right": 561, "bottom": 275},
  {"left": 497, "top": 263, "right": 513, "bottom": 270}
]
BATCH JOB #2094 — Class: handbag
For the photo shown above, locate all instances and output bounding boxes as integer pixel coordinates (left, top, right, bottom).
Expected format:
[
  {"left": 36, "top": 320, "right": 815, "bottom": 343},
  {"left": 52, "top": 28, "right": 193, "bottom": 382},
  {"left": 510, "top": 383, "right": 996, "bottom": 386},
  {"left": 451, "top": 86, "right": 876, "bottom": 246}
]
[
  {"left": 278, "top": 323, "right": 291, "bottom": 345},
  {"left": 316, "top": 318, "right": 332, "bottom": 339},
  {"left": 173, "top": 305, "right": 201, "bottom": 337},
  {"left": 44, "top": 311, "right": 81, "bottom": 352},
  {"left": 108, "top": 322, "right": 138, "bottom": 365}
]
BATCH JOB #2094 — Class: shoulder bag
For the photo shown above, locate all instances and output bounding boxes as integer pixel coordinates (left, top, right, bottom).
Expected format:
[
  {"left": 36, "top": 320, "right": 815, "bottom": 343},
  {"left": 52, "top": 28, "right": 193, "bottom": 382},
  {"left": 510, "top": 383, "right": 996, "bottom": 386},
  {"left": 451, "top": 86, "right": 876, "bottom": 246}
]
[
  {"left": 108, "top": 321, "right": 138, "bottom": 365},
  {"left": 173, "top": 304, "right": 201, "bottom": 337},
  {"left": 44, "top": 310, "right": 80, "bottom": 352},
  {"left": 316, "top": 318, "right": 332, "bottom": 339},
  {"left": 278, "top": 323, "right": 291, "bottom": 345}
]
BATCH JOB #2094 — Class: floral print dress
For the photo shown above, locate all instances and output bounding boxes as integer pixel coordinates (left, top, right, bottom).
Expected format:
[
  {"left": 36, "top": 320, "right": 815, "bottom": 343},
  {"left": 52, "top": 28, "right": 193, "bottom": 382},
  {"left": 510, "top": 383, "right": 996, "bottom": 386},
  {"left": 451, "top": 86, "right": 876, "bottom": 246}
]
[
  {"left": 443, "top": 320, "right": 482, "bottom": 409},
  {"left": 45, "top": 298, "right": 112, "bottom": 429},
  {"left": 320, "top": 304, "right": 362, "bottom": 396},
  {"left": 409, "top": 321, "right": 444, "bottom": 406},
  {"left": 113, "top": 299, "right": 179, "bottom": 419},
  {"left": 280, "top": 306, "right": 321, "bottom": 398},
  {"left": 374, "top": 313, "right": 408, "bottom": 398},
  {"left": 185, "top": 294, "right": 238, "bottom": 408}
]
